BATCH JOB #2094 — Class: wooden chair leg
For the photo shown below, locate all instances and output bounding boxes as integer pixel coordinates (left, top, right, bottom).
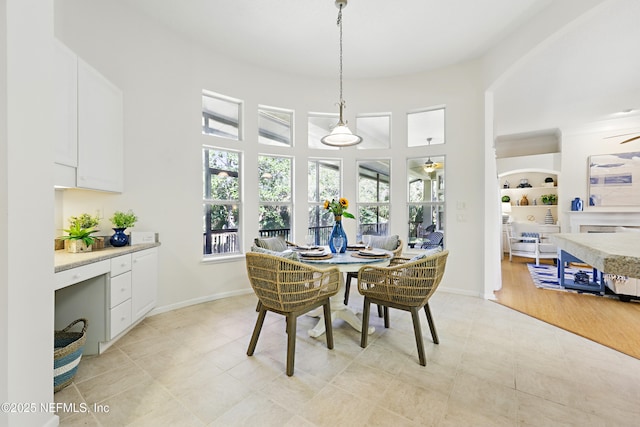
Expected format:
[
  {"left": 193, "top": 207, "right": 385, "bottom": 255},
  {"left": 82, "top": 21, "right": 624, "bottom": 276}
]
[
  {"left": 360, "top": 297, "right": 371, "bottom": 348},
  {"left": 285, "top": 313, "right": 297, "bottom": 376},
  {"left": 377, "top": 304, "right": 384, "bottom": 318},
  {"left": 323, "top": 299, "right": 334, "bottom": 350},
  {"left": 383, "top": 306, "right": 390, "bottom": 328},
  {"left": 344, "top": 273, "right": 355, "bottom": 305},
  {"left": 255, "top": 300, "right": 262, "bottom": 312},
  {"left": 423, "top": 302, "right": 439, "bottom": 344},
  {"left": 247, "top": 308, "right": 267, "bottom": 356},
  {"left": 410, "top": 307, "right": 426, "bottom": 366}
]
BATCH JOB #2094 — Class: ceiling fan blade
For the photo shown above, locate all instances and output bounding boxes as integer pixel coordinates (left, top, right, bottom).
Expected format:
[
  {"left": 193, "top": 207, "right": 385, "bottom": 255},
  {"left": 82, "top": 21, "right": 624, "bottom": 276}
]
[
  {"left": 604, "top": 132, "right": 638, "bottom": 139},
  {"left": 620, "top": 135, "right": 640, "bottom": 144}
]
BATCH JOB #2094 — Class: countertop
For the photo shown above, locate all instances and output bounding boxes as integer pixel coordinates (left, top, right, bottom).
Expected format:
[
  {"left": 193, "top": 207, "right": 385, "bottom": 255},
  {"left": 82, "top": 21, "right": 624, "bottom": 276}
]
[
  {"left": 550, "top": 233, "right": 640, "bottom": 278},
  {"left": 55, "top": 242, "right": 161, "bottom": 273}
]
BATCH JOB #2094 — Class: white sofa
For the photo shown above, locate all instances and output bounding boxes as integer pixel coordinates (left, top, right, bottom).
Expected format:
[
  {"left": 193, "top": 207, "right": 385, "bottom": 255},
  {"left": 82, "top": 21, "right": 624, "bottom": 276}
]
[{"left": 506, "top": 222, "right": 559, "bottom": 265}]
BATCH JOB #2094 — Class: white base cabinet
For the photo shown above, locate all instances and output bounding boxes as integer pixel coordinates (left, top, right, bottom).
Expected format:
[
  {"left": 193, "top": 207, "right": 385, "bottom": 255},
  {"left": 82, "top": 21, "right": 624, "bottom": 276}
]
[
  {"left": 107, "top": 248, "right": 158, "bottom": 340},
  {"left": 55, "top": 247, "right": 158, "bottom": 355},
  {"left": 132, "top": 248, "right": 158, "bottom": 321}
]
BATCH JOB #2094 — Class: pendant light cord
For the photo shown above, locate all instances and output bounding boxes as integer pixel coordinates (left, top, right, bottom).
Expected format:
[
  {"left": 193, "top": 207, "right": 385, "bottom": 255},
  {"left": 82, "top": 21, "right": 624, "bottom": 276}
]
[{"left": 337, "top": 5, "right": 345, "bottom": 113}]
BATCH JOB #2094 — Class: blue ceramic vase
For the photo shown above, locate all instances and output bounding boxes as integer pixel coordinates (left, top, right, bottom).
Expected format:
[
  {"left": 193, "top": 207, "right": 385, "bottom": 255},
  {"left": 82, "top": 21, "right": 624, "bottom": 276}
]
[
  {"left": 110, "top": 228, "right": 129, "bottom": 247},
  {"left": 328, "top": 216, "right": 348, "bottom": 253}
]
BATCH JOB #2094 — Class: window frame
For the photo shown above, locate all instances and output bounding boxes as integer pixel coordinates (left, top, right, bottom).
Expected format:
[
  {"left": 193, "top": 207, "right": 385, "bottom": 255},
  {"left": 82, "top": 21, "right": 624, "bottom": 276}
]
[
  {"left": 356, "top": 159, "right": 391, "bottom": 238},
  {"left": 257, "top": 154, "right": 294, "bottom": 241},
  {"left": 202, "top": 90, "right": 243, "bottom": 141},
  {"left": 258, "top": 104, "right": 294, "bottom": 147},
  {"left": 307, "top": 158, "right": 342, "bottom": 245},
  {"left": 202, "top": 146, "right": 243, "bottom": 257}
]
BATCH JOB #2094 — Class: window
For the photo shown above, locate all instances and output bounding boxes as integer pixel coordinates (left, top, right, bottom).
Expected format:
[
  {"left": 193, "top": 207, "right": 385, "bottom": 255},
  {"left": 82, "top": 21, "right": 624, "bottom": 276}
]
[
  {"left": 258, "top": 105, "right": 293, "bottom": 147},
  {"left": 203, "top": 147, "right": 241, "bottom": 255},
  {"left": 407, "top": 156, "right": 445, "bottom": 248},
  {"left": 356, "top": 113, "right": 391, "bottom": 149},
  {"left": 308, "top": 159, "right": 341, "bottom": 245},
  {"left": 407, "top": 107, "right": 445, "bottom": 147},
  {"left": 258, "top": 155, "right": 293, "bottom": 241},
  {"left": 308, "top": 113, "right": 339, "bottom": 150},
  {"left": 202, "top": 90, "right": 242, "bottom": 141},
  {"left": 357, "top": 160, "right": 390, "bottom": 238}
]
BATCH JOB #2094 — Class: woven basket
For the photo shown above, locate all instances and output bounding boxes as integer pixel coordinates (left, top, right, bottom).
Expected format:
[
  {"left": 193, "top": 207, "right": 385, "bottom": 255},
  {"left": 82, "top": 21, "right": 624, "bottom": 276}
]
[{"left": 54, "top": 318, "right": 88, "bottom": 393}]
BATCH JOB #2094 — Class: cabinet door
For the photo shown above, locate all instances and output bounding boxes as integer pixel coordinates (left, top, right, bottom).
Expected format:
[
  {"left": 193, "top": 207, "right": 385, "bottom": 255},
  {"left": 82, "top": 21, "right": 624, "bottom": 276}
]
[
  {"left": 131, "top": 248, "right": 158, "bottom": 321},
  {"left": 53, "top": 40, "right": 78, "bottom": 168},
  {"left": 77, "top": 58, "right": 123, "bottom": 192}
]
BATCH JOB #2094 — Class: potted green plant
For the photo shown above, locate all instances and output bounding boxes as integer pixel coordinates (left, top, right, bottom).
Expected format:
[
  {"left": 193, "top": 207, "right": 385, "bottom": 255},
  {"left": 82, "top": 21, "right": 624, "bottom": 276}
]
[
  {"left": 68, "top": 213, "right": 100, "bottom": 229},
  {"left": 501, "top": 195, "right": 510, "bottom": 203},
  {"left": 109, "top": 210, "right": 138, "bottom": 247},
  {"left": 540, "top": 194, "right": 557, "bottom": 205},
  {"left": 60, "top": 222, "right": 97, "bottom": 253}
]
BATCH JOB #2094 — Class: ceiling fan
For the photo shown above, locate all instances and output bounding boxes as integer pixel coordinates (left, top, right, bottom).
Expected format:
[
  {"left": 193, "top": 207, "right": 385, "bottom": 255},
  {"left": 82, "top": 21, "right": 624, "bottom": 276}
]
[{"left": 604, "top": 132, "right": 640, "bottom": 144}]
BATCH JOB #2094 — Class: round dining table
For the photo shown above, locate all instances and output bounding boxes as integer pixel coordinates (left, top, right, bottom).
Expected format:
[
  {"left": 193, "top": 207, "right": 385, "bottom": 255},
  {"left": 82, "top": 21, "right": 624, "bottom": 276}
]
[{"left": 298, "top": 247, "right": 392, "bottom": 338}]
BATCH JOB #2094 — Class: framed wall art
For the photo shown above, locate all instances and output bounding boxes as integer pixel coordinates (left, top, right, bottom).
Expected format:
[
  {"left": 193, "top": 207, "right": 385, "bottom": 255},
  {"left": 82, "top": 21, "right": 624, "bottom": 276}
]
[{"left": 588, "top": 151, "right": 640, "bottom": 206}]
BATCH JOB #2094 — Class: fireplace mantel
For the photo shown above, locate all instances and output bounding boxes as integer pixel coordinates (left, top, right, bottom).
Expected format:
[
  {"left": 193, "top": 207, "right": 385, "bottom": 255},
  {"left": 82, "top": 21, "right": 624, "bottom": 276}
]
[{"left": 567, "top": 210, "right": 640, "bottom": 233}]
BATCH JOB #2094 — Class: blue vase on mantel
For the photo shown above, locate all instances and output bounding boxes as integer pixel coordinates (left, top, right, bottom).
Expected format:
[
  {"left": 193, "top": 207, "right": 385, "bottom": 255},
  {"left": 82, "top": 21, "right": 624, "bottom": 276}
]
[
  {"left": 328, "top": 216, "right": 348, "bottom": 253},
  {"left": 110, "top": 228, "right": 129, "bottom": 247}
]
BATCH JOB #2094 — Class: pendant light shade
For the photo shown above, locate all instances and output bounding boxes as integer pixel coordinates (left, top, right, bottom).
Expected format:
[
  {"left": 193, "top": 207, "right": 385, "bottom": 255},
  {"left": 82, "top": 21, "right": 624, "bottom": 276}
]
[{"left": 321, "top": 0, "right": 362, "bottom": 147}]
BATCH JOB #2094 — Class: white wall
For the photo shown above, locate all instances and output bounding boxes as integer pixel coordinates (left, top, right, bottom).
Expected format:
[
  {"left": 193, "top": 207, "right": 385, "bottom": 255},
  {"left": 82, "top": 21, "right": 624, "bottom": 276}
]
[
  {"left": 54, "top": 0, "right": 486, "bottom": 312},
  {"left": 559, "top": 120, "right": 640, "bottom": 227},
  {"left": 2, "top": 0, "right": 57, "bottom": 426}
]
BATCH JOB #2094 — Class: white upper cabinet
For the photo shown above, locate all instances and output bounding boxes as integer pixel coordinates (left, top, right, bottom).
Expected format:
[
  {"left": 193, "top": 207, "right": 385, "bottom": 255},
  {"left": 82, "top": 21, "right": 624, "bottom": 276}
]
[
  {"left": 53, "top": 40, "right": 78, "bottom": 168},
  {"left": 53, "top": 39, "right": 123, "bottom": 192},
  {"left": 77, "top": 58, "right": 123, "bottom": 193}
]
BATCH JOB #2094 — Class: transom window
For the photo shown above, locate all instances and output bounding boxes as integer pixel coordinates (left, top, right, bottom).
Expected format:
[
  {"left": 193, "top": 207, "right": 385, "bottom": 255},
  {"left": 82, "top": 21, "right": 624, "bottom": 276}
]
[
  {"left": 356, "top": 113, "right": 391, "bottom": 149},
  {"left": 308, "top": 113, "right": 339, "bottom": 150},
  {"left": 202, "top": 90, "right": 242, "bottom": 141},
  {"left": 258, "top": 105, "right": 293, "bottom": 147},
  {"left": 407, "top": 107, "right": 445, "bottom": 147}
]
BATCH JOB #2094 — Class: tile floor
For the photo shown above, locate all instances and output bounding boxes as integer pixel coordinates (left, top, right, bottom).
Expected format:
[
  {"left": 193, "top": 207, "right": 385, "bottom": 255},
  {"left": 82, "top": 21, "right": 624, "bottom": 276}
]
[{"left": 55, "top": 290, "right": 640, "bottom": 426}]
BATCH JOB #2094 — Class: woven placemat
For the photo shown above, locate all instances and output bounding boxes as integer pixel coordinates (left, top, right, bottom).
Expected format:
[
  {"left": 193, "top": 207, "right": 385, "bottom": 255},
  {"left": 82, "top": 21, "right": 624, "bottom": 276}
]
[
  {"left": 351, "top": 252, "right": 390, "bottom": 259},
  {"left": 300, "top": 253, "right": 334, "bottom": 260}
]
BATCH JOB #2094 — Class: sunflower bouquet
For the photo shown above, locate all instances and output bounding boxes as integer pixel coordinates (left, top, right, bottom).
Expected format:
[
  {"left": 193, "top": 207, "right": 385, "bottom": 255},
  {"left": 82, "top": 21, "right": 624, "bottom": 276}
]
[{"left": 323, "top": 197, "right": 354, "bottom": 219}]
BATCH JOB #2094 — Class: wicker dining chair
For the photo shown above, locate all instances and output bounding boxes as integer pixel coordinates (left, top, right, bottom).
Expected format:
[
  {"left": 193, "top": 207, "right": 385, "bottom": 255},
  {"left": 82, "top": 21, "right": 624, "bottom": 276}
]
[
  {"left": 344, "top": 238, "right": 403, "bottom": 309},
  {"left": 357, "top": 250, "right": 449, "bottom": 366},
  {"left": 245, "top": 252, "right": 340, "bottom": 376}
]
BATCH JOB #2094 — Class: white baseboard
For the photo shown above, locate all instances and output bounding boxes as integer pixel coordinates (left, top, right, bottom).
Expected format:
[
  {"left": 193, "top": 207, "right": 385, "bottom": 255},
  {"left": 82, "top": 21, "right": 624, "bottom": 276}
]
[
  {"left": 438, "top": 285, "right": 482, "bottom": 298},
  {"left": 147, "top": 288, "right": 254, "bottom": 316},
  {"left": 43, "top": 414, "right": 60, "bottom": 427}
]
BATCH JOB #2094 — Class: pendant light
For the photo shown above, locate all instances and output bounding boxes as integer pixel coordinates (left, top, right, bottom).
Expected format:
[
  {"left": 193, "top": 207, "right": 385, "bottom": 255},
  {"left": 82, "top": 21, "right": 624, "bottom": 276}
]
[
  {"left": 321, "top": 0, "right": 363, "bottom": 147},
  {"left": 424, "top": 138, "right": 435, "bottom": 173}
]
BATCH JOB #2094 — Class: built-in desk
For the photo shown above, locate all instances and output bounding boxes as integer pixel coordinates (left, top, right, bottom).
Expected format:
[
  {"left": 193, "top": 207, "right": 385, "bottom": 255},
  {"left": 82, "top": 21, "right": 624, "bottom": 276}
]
[{"left": 54, "top": 243, "right": 160, "bottom": 354}]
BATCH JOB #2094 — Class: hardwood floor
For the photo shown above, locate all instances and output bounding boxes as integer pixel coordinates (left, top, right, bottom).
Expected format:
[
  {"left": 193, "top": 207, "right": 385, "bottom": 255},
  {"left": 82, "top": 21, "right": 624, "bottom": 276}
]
[{"left": 494, "top": 255, "right": 640, "bottom": 360}]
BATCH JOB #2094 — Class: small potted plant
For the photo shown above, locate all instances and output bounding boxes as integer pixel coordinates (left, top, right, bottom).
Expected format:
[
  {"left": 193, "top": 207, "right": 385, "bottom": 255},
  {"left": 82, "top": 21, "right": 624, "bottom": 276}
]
[
  {"left": 60, "top": 222, "right": 97, "bottom": 253},
  {"left": 109, "top": 210, "right": 138, "bottom": 247},
  {"left": 67, "top": 213, "right": 104, "bottom": 250},
  {"left": 540, "top": 194, "right": 557, "bottom": 205}
]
